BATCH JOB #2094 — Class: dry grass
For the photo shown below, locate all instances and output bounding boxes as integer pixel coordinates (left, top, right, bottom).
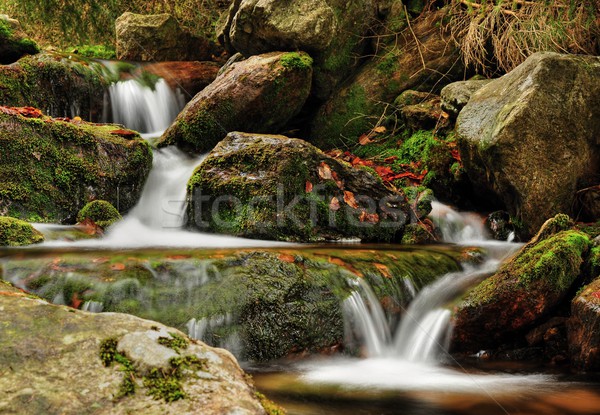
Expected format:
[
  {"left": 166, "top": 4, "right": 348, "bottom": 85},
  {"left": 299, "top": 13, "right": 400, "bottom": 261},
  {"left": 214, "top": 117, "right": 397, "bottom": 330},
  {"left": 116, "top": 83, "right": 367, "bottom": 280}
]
[{"left": 447, "top": 0, "right": 599, "bottom": 74}]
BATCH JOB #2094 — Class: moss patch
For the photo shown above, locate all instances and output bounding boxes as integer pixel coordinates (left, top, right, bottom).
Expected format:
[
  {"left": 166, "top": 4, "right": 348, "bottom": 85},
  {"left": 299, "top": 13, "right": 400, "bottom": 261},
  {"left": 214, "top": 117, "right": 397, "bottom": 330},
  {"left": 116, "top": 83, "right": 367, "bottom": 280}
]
[
  {"left": 280, "top": 52, "right": 313, "bottom": 70},
  {"left": 0, "top": 216, "right": 44, "bottom": 246},
  {"left": 77, "top": 200, "right": 122, "bottom": 228}
]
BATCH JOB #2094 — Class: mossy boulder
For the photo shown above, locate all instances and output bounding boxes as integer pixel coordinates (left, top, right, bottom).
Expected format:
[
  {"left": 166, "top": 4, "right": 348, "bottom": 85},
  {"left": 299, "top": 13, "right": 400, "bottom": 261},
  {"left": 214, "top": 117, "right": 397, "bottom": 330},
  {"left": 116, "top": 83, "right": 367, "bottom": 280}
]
[
  {"left": 0, "top": 108, "right": 152, "bottom": 223},
  {"left": 158, "top": 52, "right": 313, "bottom": 154},
  {"left": 186, "top": 131, "right": 410, "bottom": 242},
  {"left": 456, "top": 52, "right": 600, "bottom": 238},
  {"left": 115, "top": 13, "right": 221, "bottom": 62},
  {"left": 77, "top": 200, "right": 122, "bottom": 229},
  {"left": 0, "top": 52, "right": 108, "bottom": 121},
  {"left": 0, "top": 216, "right": 43, "bottom": 246},
  {"left": 309, "top": 8, "right": 463, "bottom": 148},
  {"left": 568, "top": 275, "right": 600, "bottom": 372},
  {"left": 0, "top": 283, "right": 265, "bottom": 414},
  {"left": 0, "top": 15, "right": 39, "bottom": 64},
  {"left": 451, "top": 215, "right": 591, "bottom": 353},
  {"left": 220, "top": 0, "right": 376, "bottom": 99},
  {"left": 2, "top": 247, "right": 462, "bottom": 362}
]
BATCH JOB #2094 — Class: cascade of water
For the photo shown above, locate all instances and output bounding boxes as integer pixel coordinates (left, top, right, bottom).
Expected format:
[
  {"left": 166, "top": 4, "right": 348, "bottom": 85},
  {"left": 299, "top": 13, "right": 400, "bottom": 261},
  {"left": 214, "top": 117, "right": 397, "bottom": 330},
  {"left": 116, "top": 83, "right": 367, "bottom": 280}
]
[
  {"left": 106, "top": 77, "right": 185, "bottom": 136},
  {"left": 430, "top": 201, "right": 490, "bottom": 243}
]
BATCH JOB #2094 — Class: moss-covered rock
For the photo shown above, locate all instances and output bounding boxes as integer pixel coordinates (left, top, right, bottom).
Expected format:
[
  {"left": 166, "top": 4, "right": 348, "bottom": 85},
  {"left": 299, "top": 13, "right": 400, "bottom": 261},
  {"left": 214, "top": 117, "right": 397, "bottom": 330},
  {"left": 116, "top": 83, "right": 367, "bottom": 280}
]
[
  {"left": 0, "top": 108, "right": 152, "bottom": 223},
  {"left": 0, "top": 52, "right": 108, "bottom": 121},
  {"left": 568, "top": 276, "right": 600, "bottom": 372},
  {"left": 456, "top": 52, "right": 600, "bottom": 238},
  {"left": 186, "top": 131, "right": 410, "bottom": 242},
  {"left": 2, "top": 246, "right": 462, "bottom": 362},
  {"left": 220, "top": 0, "right": 376, "bottom": 99},
  {"left": 0, "top": 15, "right": 39, "bottom": 64},
  {"left": 451, "top": 215, "right": 591, "bottom": 353},
  {"left": 158, "top": 52, "right": 313, "bottom": 154},
  {"left": 0, "top": 216, "right": 43, "bottom": 246},
  {"left": 0, "top": 284, "right": 265, "bottom": 414},
  {"left": 77, "top": 200, "right": 122, "bottom": 228},
  {"left": 309, "top": 8, "right": 463, "bottom": 148},
  {"left": 116, "top": 13, "right": 221, "bottom": 62}
]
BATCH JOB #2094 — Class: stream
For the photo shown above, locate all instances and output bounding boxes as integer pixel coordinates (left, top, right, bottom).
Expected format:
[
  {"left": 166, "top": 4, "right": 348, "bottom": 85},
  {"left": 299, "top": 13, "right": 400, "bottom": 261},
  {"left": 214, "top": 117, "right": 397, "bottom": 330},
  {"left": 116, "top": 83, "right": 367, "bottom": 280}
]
[{"left": 3, "top": 75, "right": 600, "bottom": 415}]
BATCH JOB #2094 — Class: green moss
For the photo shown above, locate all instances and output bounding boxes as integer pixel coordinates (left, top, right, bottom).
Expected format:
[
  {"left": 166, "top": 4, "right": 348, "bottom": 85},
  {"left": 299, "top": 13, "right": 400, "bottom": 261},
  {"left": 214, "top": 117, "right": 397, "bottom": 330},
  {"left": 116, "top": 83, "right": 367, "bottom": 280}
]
[
  {"left": 255, "top": 391, "right": 286, "bottom": 415},
  {"left": 143, "top": 355, "right": 206, "bottom": 402},
  {"left": 99, "top": 337, "right": 119, "bottom": 367},
  {"left": 99, "top": 337, "right": 137, "bottom": 398},
  {"left": 0, "top": 18, "right": 39, "bottom": 63},
  {"left": 77, "top": 200, "right": 122, "bottom": 228},
  {"left": 68, "top": 44, "right": 116, "bottom": 59},
  {"left": 280, "top": 52, "right": 313, "bottom": 70},
  {"left": 157, "top": 332, "right": 189, "bottom": 352},
  {"left": 0, "top": 216, "right": 44, "bottom": 246}
]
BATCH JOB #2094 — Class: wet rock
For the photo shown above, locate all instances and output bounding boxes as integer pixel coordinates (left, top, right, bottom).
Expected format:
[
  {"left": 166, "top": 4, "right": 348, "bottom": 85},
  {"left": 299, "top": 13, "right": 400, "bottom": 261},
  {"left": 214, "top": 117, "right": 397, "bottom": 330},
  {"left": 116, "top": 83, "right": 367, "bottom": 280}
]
[
  {"left": 0, "top": 15, "right": 39, "bottom": 64},
  {"left": 116, "top": 13, "right": 220, "bottom": 62},
  {"left": 220, "top": 0, "right": 377, "bottom": 98},
  {"left": 0, "top": 108, "right": 152, "bottom": 223},
  {"left": 0, "top": 52, "right": 107, "bottom": 121},
  {"left": 140, "top": 61, "right": 221, "bottom": 99},
  {"left": 456, "top": 52, "right": 600, "bottom": 238},
  {"left": 440, "top": 79, "right": 492, "bottom": 118},
  {"left": 0, "top": 282, "right": 266, "bottom": 414},
  {"left": 451, "top": 215, "right": 591, "bottom": 353},
  {"left": 158, "top": 52, "right": 312, "bottom": 154},
  {"left": 310, "top": 9, "right": 462, "bottom": 148},
  {"left": 484, "top": 211, "right": 515, "bottom": 241},
  {"left": 0, "top": 216, "right": 43, "bottom": 246},
  {"left": 569, "top": 277, "right": 600, "bottom": 371},
  {"left": 186, "top": 131, "right": 410, "bottom": 242}
]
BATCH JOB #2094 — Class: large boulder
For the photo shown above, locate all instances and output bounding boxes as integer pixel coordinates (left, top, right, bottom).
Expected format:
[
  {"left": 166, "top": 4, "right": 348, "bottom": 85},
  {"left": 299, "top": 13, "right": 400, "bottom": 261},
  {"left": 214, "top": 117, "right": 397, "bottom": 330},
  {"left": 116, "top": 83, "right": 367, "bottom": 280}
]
[
  {"left": 0, "top": 216, "right": 43, "bottom": 246},
  {"left": 0, "top": 280, "right": 266, "bottom": 414},
  {"left": 456, "top": 52, "right": 600, "bottom": 238},
  {"left": 0, "top": 52, "right": 108, "bottom": 121},
  {"left": 309, "top": 8, "right": 463, "bottom": 148},
  {"left": 186, "top": 131, "right": 410, "bottom": 242},
  {"left": 451, "top": 215, "right": 591, "bottom": 352},
  {"left": 116, "top": 13, "right": 221, "bottom": 62},
  {"left": 0, "top": 107, "right": 152, "bottom": 223},
  {"left": 0, "top": 15, "right": 39, "bottom": 64},
  {"left": 220, "top": 0, "right": 378, "bottom": 99},
  {"left": 3, "top": 247, "right": 462, "bottom": 362},
  {"left": 158, "top": 52, "right": 313, "bottom": 154},
  {"left": 569, "top": 273, "right": 600, "bottom": 372}
]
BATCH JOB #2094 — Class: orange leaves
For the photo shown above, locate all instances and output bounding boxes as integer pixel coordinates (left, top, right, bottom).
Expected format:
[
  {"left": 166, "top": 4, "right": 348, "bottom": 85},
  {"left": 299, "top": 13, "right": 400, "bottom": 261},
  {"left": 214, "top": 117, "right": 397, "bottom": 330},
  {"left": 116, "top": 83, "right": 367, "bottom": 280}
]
[
  {"left": 359, "top": 211, "right": 379, "bottom": 224},
  {"left": 343, "top": 191, "right": 359, "bottom": 209},
  {"left": 329, "top": 196, "right": 341, "bottom": 211},
  {"left": 278, "top": 253, "right": 296, "bottom": 263},
  {"left": 328, "top": 257, "right": 363, "bottom": 277},
  {"left": 110, "top": 129, "right": 138, "bottom": 138},
  {"left": 0, "top": 106, "right": 43, "bottom": 118},
  {"left": 110, "top": 263, "right": 126, "bottom": 271},
  {"left": 374, "top": 263, "right": 391, "bottom": 278},
  {"left": 305, "top": 181, "right": 313, "bottom": 193},
  {"left": 593, "top": 291, "right": 600, "bottom": 299},
  {"left": 358, "top": 125, "right": 387, "bottom": 145}
]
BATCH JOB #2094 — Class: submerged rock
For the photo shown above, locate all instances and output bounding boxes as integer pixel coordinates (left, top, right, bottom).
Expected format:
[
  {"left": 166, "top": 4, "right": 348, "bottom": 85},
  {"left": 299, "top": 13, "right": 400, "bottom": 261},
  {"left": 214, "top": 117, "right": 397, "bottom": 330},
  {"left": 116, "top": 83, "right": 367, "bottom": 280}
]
[
  {"left": 0, "top": 52, "right": 107, "bottom": 121},
  {"left": 0, "top": 107, "right": 152, "bottom": 223},
  {"left": 0, "top": 216, "right": 43, "bottom": 246},
  {"left": 186, "top": 131, "right": 410, "bottom": 242},
  {"left": 0, "top": 15, "right": 39, "bottom": 64},
  {"left": 456, "top": 52, "right": 600, "bottom": 238},
  {"left": 158, "top": 52, "right": 313, "bottom": 154},
  {"left": 220, "top": 0, "right": 377, "bottom": 98},
  {"left": 451, "top": 215, "right": 591, "bottom": 352},
  {"left": 0, "top": 281, "right": 266, "bottom": 414},
  {"left": 116, "top": 13, "right": 220, "bottom": 62}
]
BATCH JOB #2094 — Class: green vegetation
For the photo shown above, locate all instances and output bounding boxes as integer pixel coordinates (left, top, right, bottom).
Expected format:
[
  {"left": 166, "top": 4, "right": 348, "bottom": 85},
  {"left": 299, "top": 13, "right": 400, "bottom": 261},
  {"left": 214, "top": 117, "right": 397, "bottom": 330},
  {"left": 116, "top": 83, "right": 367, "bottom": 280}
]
[
  {"left": 0, "top": 17, "right": 39, "bottom": 63},
  {"left": 68, "top": 44, "right": 116, "bottom": 59},
  {"left": 99, "top": 337, "right": 137, "bottom": 398},
  {"left": 77, "top": 200, "right": 122, "bottom": 228},
  {"left": 255, "top": 391, "right": 287, "bottom": 415},
  {"left": 0, "top": 0, "right": 228, "bottom": 47},
  {"left": 280, "top": 52, "right": 313, "bottom": 70},
  {"left": 157, "top": 332, "right": 189, "bottom": 352},
  {"left": 0, "top": 216, "right": 44, "bottom": 246}
]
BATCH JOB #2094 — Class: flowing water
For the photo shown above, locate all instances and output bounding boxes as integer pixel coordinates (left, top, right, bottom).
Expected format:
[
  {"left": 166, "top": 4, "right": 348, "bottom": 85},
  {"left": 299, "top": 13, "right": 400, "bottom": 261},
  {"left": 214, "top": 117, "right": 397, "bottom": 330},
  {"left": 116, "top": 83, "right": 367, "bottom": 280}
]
[{"left": 7, "top": 77, "right": 600, "bottom": 414}]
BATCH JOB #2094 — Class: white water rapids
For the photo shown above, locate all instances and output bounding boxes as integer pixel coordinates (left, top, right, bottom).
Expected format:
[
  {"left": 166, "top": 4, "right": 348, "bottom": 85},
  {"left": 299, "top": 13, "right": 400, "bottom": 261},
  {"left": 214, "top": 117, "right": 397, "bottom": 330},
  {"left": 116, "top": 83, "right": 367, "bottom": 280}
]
[{"left": 300, "top": 202, "right": 555, "bottom": 393}]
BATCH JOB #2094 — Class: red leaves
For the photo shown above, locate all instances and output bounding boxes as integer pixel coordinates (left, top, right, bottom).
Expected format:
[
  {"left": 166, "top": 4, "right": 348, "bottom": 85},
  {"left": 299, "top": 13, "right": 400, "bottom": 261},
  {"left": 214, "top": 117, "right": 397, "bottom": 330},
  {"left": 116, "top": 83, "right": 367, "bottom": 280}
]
[
  {"left": 305, "top": 181, "right": 313, "bottom": 193},
  {"left": 343, "top": 191, "right": 359, "bottom": 209},
  {"left": 278, "top": 253, "right": 295, "bottom": 263},
  {"left": 110, "top": 129, "right": 138, "bottom": 138},
  {"left": 0, "top": 106, "right": 43, "bottom": 118},
  {"left": 359, "top": 211, "right": 379, "bottom": 224},
  {"left": 592, "top": 291, "right": 600, "bottom": 300}
]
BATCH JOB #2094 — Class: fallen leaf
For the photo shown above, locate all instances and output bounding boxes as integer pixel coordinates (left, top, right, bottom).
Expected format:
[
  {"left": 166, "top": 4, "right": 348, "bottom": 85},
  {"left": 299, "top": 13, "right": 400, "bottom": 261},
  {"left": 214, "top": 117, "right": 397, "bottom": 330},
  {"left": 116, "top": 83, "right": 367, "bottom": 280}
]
[
  {"left": 305, "top": 181, "right": 313, "bottom": 193},
  {"left": 318, "top": 162, "right": 333, "bottom": 180},
  {"left": 278, "top": 254, "right": 295, "bottom": 263},
  {"left": 110, "top": 129, "right": 138, "bottom": 138},
  {"left": 92, "top": 257, "right": 109, "bottom": 264},
  {"left": 343, "top": 191, "right": 359, "bottom": 209},
  {"left": 328, "top": 257, "right": 363, "bottom": 277},
  {"left": 383, "top": 156, "right": 398, "bottom": 164},
  {"left": 329, "top": 197, "right": 341, "bottom": 211},
  {"left": 32, "top": 152, "right": 41, "bottom": 161},
  {"left": 331, "top": 171, "right": 344, "bottom": 189},
  {"left": 374, "top": 263, "right": 391, "bottom": 278},
  {"left": 110, "top": 263, "right": 126, "bottom": 271},
  {"left": 359, "top": 210, "right": 380, "bottom": 224},
  {"left": 372, "top": 126, "right": 387, "bottom": 134},
  {"left": 358, "top": 134, "right": 373, "bottom": 145},
  {"left": 71, "top": 293, "right": 83, "bottom": 309},
  {"left": 0, "top": 291, "right": 26, "bottom": 297},
  {"left": 592, "top": 291, "right": 600, "bottom": 299},
  {"left": 166, "top": 255, "right": 190, "bottom": 260}
]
